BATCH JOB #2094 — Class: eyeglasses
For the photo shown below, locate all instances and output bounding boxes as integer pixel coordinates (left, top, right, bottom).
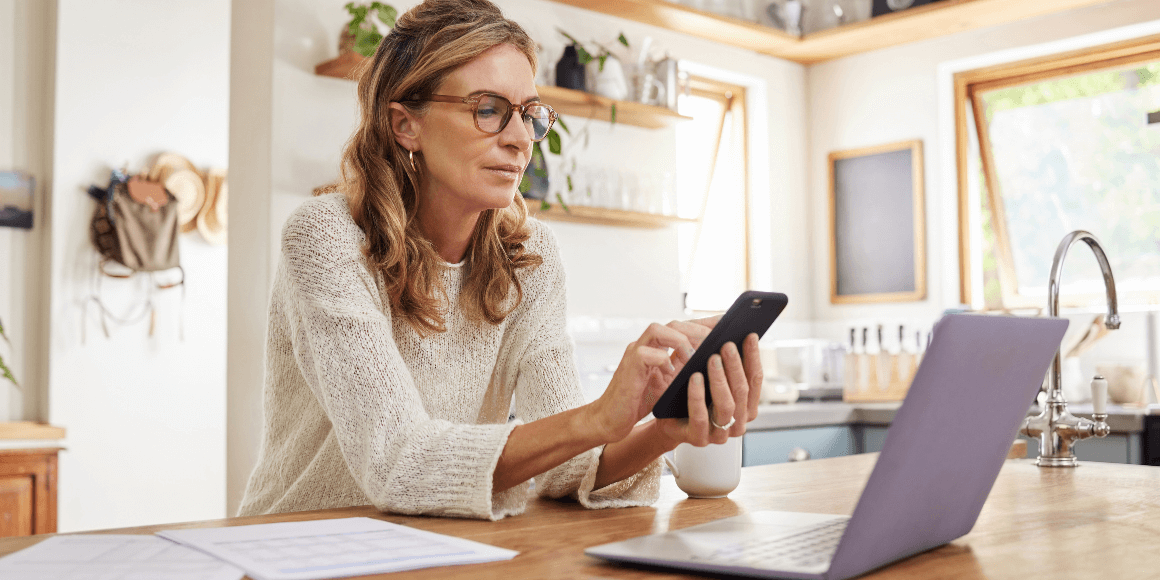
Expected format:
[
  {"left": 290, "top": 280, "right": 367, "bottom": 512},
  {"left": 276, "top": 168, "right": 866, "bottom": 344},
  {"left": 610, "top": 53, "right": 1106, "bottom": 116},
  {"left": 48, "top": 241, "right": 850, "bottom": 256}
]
[{"left": 413, "top": 93, "right": 557, "bottom": 142}]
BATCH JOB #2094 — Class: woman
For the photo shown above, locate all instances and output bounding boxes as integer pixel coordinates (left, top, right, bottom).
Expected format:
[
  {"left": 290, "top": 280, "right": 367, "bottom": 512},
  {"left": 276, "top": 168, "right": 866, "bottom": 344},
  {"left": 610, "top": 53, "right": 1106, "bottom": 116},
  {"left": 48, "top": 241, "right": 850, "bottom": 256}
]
[{"left": 238, "top": 0, "right": 763, "bottom": 520}]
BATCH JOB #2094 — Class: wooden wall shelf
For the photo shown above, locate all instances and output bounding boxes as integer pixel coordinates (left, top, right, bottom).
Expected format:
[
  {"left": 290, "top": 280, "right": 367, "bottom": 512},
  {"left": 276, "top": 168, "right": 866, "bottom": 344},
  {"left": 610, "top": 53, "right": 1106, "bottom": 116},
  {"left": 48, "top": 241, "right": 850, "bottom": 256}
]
[
  {"left": 535, "top": 85, "right": 690, "bottom": 129},
  {"left": 525, "top": 199, "right": 696, "bottom": 228},
  {"left": 545, "top": 0, "right": 1118, "bottom": 64},
  {"left": 314, "top": 55, "right": 689, "bottom": 129},
  {"left": 0, "top": 423, "right": 65, "bottom": 441}
]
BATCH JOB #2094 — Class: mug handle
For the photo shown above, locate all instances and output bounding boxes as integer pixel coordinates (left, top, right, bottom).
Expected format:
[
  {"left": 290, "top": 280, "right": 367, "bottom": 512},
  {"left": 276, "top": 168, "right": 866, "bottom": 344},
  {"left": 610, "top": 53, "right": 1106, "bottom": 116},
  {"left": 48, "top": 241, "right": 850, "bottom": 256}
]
[{"left": 662, "top": 454, "right": 680, "bottom": 479}]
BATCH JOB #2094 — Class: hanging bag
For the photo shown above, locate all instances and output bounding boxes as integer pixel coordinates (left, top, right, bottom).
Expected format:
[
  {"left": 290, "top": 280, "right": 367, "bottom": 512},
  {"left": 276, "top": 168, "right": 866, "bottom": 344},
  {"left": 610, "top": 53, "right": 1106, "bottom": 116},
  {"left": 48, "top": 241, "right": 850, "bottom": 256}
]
[
  {"left": 89, "top": 169, "right": 183, "bottom": 276},
  {"left": 86, "top": 169, "right": 185, "bottom": 338}
]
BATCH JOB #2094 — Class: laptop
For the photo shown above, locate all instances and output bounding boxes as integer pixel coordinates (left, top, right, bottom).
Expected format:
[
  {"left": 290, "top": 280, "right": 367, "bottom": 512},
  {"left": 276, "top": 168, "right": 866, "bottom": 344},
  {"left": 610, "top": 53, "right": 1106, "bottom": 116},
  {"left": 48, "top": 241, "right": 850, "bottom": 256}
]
[{"left": 586, "top": 314, "right": 1067, "bottom": 580}]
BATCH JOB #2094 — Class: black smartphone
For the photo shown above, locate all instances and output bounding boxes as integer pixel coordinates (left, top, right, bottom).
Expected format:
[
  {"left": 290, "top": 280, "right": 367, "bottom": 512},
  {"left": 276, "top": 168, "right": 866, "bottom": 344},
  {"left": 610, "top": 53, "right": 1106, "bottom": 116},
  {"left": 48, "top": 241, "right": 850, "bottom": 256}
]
[{"left": 651, "top": 291, "right": 788, "bottom": 419}]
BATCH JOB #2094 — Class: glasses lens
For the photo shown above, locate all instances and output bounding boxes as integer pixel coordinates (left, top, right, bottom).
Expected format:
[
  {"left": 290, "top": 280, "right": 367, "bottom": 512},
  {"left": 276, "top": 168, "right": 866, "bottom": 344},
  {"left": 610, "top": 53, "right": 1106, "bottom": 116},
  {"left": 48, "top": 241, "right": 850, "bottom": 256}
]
[
  {"left": 474, "top": 94, "right": 510, "bottom": 134},
  {"left": 524, "top": 104, "right": 554, "bottom": 141}
]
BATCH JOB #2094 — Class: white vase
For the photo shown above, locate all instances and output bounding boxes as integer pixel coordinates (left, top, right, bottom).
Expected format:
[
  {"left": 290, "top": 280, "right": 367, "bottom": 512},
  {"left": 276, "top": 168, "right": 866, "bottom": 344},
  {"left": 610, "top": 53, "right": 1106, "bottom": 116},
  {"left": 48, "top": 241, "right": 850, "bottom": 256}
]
[{"left": 589, "top": 55, "right": 628, "bottom": 101}]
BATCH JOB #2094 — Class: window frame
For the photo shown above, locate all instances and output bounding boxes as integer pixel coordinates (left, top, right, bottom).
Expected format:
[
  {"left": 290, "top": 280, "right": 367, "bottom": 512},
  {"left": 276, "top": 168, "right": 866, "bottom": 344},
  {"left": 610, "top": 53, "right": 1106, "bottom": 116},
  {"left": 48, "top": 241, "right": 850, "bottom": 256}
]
[
  {"left": 954, "top": 34, "right": 1160, "bottom": 310},
  {"left": 680, "top": 76, "right": 752, "bottom": 314}
]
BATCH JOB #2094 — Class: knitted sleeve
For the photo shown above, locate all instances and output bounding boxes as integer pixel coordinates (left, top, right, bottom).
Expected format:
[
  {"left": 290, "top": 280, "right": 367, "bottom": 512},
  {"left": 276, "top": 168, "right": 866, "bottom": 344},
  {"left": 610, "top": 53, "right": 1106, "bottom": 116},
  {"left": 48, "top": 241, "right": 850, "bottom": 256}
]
[
  {"left": 279, "top": 199, "right": 523, "bottom": 521},
  {"left": 509, "top": 222, "right": 662, "bottom": 508}
]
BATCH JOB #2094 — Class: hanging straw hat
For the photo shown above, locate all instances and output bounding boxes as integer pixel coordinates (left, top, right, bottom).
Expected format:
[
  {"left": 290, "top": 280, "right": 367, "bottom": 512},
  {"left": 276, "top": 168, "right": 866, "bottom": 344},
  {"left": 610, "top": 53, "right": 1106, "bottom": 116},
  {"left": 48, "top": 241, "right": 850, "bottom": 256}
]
[
  {"left": 148, "top": 152, "right": 204, "bottom": 230},
  {"left": 198, "top": 168, "right": 228, "bottom": 245}
]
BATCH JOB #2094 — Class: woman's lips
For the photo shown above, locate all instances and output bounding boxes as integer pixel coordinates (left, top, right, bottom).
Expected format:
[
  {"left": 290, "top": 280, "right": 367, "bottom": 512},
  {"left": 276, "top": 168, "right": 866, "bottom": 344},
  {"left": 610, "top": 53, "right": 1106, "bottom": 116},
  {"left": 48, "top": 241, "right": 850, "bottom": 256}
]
[{"left": 485, "top": 164, "right": 522, "bottom": 181}]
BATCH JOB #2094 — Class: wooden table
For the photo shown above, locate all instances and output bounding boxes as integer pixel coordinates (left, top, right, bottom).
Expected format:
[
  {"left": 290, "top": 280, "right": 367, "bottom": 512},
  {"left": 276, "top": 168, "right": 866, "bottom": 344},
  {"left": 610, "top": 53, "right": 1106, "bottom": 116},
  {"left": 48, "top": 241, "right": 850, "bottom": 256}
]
[{"left": 1, "top": 453, "right": 1158, "bottom": 579}]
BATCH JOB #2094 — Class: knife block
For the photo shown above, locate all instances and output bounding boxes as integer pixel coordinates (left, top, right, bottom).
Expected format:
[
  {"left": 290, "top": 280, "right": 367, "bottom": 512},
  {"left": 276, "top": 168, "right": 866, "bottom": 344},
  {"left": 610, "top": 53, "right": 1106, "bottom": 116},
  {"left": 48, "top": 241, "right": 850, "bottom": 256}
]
[{"left": 842, "top": 352, "right": 917, "bottom": 402}]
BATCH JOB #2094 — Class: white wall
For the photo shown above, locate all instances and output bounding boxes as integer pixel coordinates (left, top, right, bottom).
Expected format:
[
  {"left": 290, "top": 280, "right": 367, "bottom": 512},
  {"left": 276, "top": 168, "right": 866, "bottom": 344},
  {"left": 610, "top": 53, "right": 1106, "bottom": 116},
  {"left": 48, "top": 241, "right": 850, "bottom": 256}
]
[
  {"left": 806, "top": 0, "right": 1160, "bottom": 342},
  {"left": 48, "top": 0, "right": 230, "bottom": 532},
  {"left": 0, "top": 0, "right": 54, "bottom": 423}
]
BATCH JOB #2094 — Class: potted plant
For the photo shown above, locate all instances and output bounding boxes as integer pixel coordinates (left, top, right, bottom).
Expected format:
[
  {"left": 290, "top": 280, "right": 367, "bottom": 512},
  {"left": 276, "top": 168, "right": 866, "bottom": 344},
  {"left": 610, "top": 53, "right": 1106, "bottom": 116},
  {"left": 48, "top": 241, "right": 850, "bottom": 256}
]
[
  {"left": 0, "top": 316, "right": 18, "bottom": 388},
  {"left": 341, "top": 2, "right": 398, "bottom": 57}
]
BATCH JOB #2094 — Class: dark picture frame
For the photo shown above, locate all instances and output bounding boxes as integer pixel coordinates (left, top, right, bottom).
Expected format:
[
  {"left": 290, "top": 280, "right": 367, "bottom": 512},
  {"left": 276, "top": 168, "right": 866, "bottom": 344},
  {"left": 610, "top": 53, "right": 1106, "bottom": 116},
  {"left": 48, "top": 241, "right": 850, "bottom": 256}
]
[{"left": 828, "top": 140, "right": 926, "bottom": 304}]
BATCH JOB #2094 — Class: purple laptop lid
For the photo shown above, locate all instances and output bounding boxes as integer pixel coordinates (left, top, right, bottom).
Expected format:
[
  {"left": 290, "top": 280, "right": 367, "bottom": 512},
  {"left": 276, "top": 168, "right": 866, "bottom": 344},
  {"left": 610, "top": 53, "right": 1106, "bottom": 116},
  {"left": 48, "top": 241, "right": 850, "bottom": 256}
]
[{"left": 825, "top": 314, "right": 1068, "bottom": 580}]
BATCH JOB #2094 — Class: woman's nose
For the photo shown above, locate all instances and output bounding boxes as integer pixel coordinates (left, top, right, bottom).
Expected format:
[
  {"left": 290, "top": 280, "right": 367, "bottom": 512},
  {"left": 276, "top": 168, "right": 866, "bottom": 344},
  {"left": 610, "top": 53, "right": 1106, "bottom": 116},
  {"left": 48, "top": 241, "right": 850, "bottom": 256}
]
[{"left": 499, "top": 112, "right": 533, "bottom": 149}]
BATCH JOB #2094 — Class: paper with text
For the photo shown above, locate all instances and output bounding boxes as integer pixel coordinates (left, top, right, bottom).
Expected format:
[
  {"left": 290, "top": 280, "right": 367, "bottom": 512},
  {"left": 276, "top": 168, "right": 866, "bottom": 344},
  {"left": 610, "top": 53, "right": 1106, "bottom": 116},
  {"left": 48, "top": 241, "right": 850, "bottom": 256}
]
[
  {"left": 157, "top": 516, "right": 519, "bottom": 580},
  {"left": 0, "top": 534, "right": 245, "bottom": 580}
]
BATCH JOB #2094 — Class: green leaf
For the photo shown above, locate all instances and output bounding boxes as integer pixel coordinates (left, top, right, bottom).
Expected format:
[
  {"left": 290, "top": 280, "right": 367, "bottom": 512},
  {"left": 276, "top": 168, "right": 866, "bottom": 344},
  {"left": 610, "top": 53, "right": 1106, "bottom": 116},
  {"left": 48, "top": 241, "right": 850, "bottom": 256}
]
[
  {"left": 534, "top": 166, "right": 547, "bottom": 178},
  {"left": 0, "top": 315, "right": 6, "bottom": 343},
  {"left": 618, "top": 33, "right": 629, "bottom": 47},
  {"left": 519, "top": 174, "right": 531, "bottom": 194},
  {"left": 354, "top": 28, "right": 383, "bottom": 57},
  {"left": 376, "top": 4, "right": 397, "bottom": 27},
  {"left": 610, "top": 103, "right": 617, "bottom": 124},
  {"left": 556, "top": 117, "right": 570, "bottom": 135},
  {"left": 547, "top": 130, "right": 562, "bottom": 155},
  {"left": 575, "top": 45, "right": 593, "bottom": 65},
  {"left": 597, "top": 54, "right": 607, "bottom": 72},
  {"left": 0, "top": 353, "right": 16, "bottom": 389},
  {"left": 349, "top": 5, "right": 368, "bottom": 25},
  {"left": 566, "top": 174, "right": 573, "bottom": 192},
  {"left": 532, "top": 140, "right": 544, "bottom": 161},
  {"left": 540, "top": 200, "right": 551, "bottom": 211},
  {"left": 556, "top": 192, "right": 571, "bottom": 212}
]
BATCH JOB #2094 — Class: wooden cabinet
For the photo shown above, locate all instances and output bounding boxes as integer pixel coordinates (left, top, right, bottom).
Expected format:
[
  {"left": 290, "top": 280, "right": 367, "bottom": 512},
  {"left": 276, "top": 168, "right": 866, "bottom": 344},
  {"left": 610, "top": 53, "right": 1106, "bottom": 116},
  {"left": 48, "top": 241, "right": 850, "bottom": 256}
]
[{"left": 0, "top": 449, "right": 59, "bottom": 537}]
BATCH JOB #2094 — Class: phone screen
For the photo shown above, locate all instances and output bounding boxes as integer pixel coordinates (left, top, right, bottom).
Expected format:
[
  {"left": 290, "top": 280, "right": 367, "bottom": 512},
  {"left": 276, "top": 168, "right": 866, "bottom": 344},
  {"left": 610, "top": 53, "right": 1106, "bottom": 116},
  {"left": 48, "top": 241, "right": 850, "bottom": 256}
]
[{"left": 650, "top": 291, "right": 788, "bottom": 419}]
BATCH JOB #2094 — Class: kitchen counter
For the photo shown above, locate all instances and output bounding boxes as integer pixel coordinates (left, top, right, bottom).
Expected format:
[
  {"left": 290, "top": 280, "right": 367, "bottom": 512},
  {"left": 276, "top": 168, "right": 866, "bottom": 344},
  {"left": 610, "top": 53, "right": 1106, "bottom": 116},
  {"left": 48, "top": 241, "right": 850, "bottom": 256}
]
[
  {"left": 2, "top": 454, "right": 1156, "bottom": 579},
  {"left": 751, "top": 401, "right": 1154, "bottom": 433}
]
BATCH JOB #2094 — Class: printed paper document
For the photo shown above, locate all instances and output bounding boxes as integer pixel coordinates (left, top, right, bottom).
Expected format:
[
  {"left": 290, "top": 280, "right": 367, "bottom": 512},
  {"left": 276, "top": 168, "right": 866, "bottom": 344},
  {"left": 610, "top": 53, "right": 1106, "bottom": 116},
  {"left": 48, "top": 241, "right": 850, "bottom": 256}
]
[
  {"left": 157, "top": 516, "right": 519, "bottom": 580},
  {"left": 0, "top": 534, "right": 245, "bottom": 580}
]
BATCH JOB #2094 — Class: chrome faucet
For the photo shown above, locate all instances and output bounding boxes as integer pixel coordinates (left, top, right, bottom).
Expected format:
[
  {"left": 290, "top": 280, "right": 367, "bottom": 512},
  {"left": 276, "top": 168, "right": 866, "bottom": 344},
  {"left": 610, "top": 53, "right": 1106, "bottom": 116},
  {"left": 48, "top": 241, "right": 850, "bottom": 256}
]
[{"left": 1021, "top": 230, "right": 1120, "bottom": 467}]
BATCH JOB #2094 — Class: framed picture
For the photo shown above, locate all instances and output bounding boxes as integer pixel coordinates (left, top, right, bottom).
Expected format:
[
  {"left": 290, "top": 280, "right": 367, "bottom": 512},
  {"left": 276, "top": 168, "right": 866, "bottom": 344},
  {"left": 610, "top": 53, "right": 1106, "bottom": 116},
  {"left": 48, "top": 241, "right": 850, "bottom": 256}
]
[
  {"left": 0, "top": 172, "right": 34, "bottom": 229},
  {"left": 828, "top": 140, "right": 926, "bottom": 304}
]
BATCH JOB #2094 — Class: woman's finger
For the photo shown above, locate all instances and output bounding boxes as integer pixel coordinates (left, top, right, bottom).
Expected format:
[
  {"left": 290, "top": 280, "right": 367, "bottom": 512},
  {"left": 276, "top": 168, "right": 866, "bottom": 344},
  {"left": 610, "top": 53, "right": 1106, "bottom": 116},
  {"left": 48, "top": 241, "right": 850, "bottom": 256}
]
[
  {"left": 630, "top": 343, "right": 677, "bottom": 374},
  {"left": 687, "top": 373, "right": 710, "bottom": 446},
  {"left": 666, "top": 319, "right": 713, "bottom": 352},
  {"left": 640, "top": 322, "right": 695, "bottom": 362},
  {"left": 706, "top": 354, "right": 733, "bottom": 445},
  {"left": 743, "top": 333, "right": 763, "bottom": 419},
  {"left": 691, "top": 314, "right": 722, "bottom": 331},
  {"left": 720, "top": 341, "right": 749, "bottom": 437}
]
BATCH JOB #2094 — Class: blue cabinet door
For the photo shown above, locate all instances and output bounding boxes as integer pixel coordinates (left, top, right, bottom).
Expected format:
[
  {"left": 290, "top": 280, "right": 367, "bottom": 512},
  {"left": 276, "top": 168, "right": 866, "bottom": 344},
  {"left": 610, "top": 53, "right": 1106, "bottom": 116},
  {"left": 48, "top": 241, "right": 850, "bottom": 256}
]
[{"left": 743, "top": 427, "right": 857, "bottom": 467}]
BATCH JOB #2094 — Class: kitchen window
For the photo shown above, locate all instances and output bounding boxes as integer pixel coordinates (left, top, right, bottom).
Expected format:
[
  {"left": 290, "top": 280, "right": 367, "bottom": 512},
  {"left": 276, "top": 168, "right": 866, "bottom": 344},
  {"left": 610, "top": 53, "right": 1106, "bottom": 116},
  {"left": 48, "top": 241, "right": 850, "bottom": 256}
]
[
  {"left": 956, "top": 35, "right": 1160, "bottom": 310},
  {"left": 676, "top": 77, "right": 750, "bottom": 314}
]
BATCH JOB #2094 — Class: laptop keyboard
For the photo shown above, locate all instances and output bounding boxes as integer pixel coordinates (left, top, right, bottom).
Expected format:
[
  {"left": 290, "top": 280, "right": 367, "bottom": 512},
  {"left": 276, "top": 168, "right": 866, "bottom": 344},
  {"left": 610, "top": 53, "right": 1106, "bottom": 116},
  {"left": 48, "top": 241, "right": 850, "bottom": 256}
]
[{"left": 697, "top": 518, "right": 848, "bottom": 570}]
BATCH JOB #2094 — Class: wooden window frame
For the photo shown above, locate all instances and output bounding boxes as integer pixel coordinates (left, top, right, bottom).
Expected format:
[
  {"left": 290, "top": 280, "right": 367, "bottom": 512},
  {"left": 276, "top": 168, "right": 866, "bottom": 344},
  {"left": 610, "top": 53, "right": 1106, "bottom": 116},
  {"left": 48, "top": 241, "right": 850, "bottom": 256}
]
[
  {"left": 954, "top": 34, "right": 1160, "bottom": 309},
  {"left": 683, "top": 76, "right": 752, "bottom": 312}
]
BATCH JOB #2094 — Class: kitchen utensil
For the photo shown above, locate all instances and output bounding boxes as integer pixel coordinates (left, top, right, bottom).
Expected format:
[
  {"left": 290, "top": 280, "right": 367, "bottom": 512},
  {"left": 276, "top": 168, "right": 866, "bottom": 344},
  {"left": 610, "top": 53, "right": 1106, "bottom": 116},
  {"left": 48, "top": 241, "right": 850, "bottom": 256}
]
[{"left": 1097, "top": 362, "right": 1145, "bottom": 405}]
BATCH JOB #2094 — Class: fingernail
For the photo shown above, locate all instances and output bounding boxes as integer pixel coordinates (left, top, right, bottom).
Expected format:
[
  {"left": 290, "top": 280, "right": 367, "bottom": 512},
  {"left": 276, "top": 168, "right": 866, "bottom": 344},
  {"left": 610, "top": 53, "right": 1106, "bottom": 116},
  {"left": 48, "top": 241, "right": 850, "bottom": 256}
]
[
  {"left": 713, "top": 356, "right": 722, "bottom": 368},
  {"left": 686, "top": 347, "right": 695, "bottom": 357},
  {"left": 668, "top": 363, "right": 676, "bottom": 372}
]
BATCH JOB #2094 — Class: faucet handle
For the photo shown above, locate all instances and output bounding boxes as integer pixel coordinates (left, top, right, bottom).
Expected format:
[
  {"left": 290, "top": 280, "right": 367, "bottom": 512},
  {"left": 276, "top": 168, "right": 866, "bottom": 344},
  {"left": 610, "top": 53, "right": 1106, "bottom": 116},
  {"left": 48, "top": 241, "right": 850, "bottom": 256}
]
[{"left": 1091, "top": 375, "right": 1108, "bottom": 415}]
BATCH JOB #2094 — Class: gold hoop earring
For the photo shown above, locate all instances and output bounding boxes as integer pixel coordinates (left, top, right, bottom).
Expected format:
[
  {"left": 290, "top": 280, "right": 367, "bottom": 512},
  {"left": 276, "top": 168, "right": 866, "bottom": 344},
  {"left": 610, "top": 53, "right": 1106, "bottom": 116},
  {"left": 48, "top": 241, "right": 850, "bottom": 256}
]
[{"left": 409, "top": 150, "right": 416, "bottom": 172}]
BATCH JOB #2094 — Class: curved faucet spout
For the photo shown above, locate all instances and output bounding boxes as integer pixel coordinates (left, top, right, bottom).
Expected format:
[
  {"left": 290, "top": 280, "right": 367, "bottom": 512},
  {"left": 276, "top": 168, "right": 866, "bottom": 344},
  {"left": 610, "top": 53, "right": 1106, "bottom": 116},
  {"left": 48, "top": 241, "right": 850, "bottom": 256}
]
[{"left": 1047, "top": 230, "right": 1120, "bottom": 400}]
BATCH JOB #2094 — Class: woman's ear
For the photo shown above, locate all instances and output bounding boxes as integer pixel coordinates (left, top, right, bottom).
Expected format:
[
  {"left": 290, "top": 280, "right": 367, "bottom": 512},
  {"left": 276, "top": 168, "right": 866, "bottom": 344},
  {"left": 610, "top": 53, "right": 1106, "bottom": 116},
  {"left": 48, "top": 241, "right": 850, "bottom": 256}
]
[{"left": 389, "top": 102, "right": 421, "bottom": 152}]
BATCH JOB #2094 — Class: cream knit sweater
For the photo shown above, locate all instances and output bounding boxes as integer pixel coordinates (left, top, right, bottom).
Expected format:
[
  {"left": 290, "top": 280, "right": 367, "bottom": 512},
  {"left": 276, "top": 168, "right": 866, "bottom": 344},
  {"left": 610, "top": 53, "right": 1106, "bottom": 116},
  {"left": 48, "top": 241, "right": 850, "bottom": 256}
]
[{"left": 237, "top": 193, "right": 661, "bottom": 520}]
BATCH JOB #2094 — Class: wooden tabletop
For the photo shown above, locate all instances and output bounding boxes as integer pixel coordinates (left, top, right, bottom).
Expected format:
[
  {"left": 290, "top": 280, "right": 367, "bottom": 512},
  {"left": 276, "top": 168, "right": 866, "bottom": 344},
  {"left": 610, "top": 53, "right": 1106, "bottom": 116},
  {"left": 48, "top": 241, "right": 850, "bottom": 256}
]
[{"left": 2, "top": 453, "right": 1158, "bottom": 579}]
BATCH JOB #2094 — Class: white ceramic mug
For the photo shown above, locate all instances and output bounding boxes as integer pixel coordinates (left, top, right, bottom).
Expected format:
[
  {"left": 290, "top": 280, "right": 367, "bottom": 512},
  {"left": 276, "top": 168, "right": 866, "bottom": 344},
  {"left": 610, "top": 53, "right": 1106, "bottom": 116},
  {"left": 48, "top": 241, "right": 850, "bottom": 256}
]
[{"left": 663, "top": 436, "right": 742, "bottom": 498}]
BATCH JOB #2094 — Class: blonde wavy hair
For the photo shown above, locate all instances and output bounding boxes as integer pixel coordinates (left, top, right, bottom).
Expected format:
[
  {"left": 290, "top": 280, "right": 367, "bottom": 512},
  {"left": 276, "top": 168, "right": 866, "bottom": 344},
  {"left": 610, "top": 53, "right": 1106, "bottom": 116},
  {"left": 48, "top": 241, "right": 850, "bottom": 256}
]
[{"left": 338, "top": 0, "right": 543, "bottom": 336}]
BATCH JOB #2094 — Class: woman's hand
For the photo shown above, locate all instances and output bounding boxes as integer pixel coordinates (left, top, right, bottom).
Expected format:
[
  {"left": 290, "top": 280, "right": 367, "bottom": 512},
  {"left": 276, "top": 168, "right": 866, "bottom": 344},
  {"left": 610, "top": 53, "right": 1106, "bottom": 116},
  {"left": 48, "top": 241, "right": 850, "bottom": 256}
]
[
  {"left": 586, "top": 319, "right": 714, "bottom": 443},
  {"left": 655, "top": 331, "right": 763, "bottom": 447}
]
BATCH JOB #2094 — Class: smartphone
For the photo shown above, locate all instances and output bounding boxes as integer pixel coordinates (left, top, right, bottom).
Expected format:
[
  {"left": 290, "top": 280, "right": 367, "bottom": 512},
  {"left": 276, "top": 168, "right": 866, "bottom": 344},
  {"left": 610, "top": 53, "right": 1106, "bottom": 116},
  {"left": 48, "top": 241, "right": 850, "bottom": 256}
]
[{"left": 651, "top": 291, "right": 788, "bottom": 419}]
